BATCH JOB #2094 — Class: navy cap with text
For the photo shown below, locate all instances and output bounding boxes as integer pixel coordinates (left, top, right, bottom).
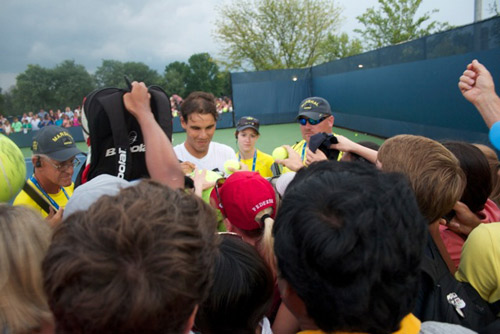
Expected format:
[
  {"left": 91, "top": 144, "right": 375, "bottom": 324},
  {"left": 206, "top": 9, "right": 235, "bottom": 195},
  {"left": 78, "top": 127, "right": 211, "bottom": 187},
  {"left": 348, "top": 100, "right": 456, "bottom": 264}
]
[
  {"left": 297, "top": 97, "right": 332, "bottom": 121},
  {"left": 32, "top": 125, "right": 82, "bottom": 161}
]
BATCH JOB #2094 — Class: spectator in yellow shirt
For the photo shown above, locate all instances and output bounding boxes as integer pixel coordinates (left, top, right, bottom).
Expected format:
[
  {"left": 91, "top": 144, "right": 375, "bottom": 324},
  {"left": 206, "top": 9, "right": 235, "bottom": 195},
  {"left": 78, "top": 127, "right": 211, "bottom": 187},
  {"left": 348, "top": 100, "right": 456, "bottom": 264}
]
[{"left": 235, "top": 116, "right": 274, "bottom": 177}]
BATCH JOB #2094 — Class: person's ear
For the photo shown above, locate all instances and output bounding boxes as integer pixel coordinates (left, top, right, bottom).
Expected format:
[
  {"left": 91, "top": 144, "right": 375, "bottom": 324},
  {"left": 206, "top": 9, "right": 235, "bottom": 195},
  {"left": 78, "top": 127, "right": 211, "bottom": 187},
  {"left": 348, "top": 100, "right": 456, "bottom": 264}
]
[
  {"left": 224, "top": 218, "right": 234, "bottom": 232},
  {"left": 327, "top": 115, "right": 334, "bottom": 127},
  {"left": 32, "top": 156, "right": 41, "bottom": 168},
  {"left": 183, "top": 305, "right": 198, "bottom": 334},
  {"left": 180, "top": 116, "right": 188, "bottom": 130}
]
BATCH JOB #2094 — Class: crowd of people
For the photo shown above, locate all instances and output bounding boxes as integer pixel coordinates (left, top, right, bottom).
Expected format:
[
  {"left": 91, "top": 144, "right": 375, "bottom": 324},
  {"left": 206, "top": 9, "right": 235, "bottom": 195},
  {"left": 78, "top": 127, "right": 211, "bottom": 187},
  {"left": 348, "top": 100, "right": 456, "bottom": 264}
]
[
  {"left": 1, "top": 59, "right": 500, "bottom": 334},
  {"left": 0, "top": 95, "right": 233, "bottom": 136},
  {"left": 0, "top": 107, "right": 81, "bottom": 135}
]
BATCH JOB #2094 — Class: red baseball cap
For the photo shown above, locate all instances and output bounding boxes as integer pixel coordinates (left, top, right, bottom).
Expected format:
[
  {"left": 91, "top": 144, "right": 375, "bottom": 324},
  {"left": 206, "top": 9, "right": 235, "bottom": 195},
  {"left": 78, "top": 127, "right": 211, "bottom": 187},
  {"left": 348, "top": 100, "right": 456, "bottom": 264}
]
[{"left": 210, "top": 171, "right": 276, "bottom": 230}]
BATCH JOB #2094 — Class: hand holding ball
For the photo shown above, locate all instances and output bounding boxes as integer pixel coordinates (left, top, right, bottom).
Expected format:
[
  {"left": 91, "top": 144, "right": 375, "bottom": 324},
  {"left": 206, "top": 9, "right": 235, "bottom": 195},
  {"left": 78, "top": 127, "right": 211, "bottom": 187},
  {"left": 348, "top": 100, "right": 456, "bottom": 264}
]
[
  {"left": 272, "top": 146, "right": 288, "bottom": 160},
  {"left": 189, "top": 169, "right": 221, "bottom": 203},
  {"left": 224, "top": 160, "right": 241, "bottom": 175}
]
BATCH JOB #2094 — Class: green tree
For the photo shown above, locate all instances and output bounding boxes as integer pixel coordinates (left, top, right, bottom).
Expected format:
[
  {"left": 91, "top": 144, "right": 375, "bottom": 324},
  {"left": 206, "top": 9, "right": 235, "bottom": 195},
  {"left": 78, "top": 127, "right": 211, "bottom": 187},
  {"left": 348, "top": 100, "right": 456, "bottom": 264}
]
[
  {"left": 214, "top": 0, "right": 342, "bottom": 70},
  {"left": 185, "top": 53, "right": 221, "bottom": 95},
  {"left": 355, "top": 0, "right": 451, "bottom": 50},
  {"left": 217, "top": 71, "right": 232, "bottom": 97},
  {"left": 317, "top": 33, "right": 364, "bottom": 62},
  {"left": 94, "top": 60, "right": 125, "bottom": 88},
  {"left": 1, "top": 90, "right": 14, "bottom": 117},
  {"left": 123, "top": 62, "right": 162, "bottom": 86},
  {"left": 95, "top": 60, "right": 162, "bottom": 88},
  {"left": 0, "top": 88, "right": 4, "bottom": 116},
  {"left": 164, "top": 61, "right": 190, "bottom": 97},
  {"left": 490, "top": 0, "right": 500, "bottom": 15},
  {"left": 11, "top": 64, "right": 55, "bottom": 113},
  {"left": 52, "top": 60, "right": 95, "bottom": 108}
]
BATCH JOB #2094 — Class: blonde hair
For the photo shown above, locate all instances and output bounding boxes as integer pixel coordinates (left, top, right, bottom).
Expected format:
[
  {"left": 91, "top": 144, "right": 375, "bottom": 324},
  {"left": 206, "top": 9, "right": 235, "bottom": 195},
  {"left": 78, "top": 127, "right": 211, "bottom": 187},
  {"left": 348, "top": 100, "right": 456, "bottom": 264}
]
[
  {"left": 378, "top": 135, "right": 466, "bottom": 223},
  {"left": 233, "top": 207, "right": 277, "bottom": 279},
  {"left": 258, "top": 209, "right": 277, "bottom": 279},
  {"left": 0, "top": 205, "right": 53, "bottom": 333},
  {"left": 474, "top": 143, "right": 500, "bottom": 206}
]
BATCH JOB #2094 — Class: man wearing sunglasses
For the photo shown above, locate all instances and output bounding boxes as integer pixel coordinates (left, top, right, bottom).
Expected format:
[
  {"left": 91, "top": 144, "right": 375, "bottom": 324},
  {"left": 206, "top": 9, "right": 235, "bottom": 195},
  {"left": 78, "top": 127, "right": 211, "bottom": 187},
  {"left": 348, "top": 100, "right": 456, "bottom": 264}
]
[
  {"left": 14, "top": 125, "right": 82, "bottom": 222},
  {"left": 281, "top": 97, "right": 338, "bottom": 172}
]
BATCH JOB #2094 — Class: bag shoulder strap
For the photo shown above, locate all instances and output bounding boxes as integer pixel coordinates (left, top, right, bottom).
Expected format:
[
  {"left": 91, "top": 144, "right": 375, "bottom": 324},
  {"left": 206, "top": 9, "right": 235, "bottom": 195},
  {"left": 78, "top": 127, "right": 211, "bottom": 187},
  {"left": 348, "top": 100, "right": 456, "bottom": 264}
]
[
  {"left": 22, "top": 181, "right": 53, "bottom": 214},
  {"left": 491, "top": 299, "right": 500, "bottom": 315},
  {"left": 148, "top": 85, "right": 172, "bottom": 140},
  {"left": 97, "top": 90, "right": 132, "bottom": 180},
  {"left": 82, "top": 87, "right": 121, "bottom": 136}
]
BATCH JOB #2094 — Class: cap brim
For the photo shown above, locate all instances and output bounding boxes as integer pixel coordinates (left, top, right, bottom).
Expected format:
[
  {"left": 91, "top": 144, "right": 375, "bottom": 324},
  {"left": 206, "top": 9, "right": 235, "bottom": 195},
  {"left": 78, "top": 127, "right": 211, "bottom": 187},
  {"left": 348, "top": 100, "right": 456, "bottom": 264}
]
[
  {"left": 236, "top": 125, "right": 259, "bottom": 134},
  {"left": 46, "top": 147, "right": 82, "bottom": 161},
  {"left": 297, "top": 111, "right": 328, "bottom": 120},
  {"left": 65, "top": 174, "right": 133, "bottom": 217}
]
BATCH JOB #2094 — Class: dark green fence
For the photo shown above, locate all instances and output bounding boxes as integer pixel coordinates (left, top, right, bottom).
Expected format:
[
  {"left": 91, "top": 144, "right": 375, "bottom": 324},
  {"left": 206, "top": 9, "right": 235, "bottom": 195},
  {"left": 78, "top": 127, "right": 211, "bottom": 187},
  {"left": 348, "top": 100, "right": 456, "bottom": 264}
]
[{"left": 231, "top": 16, "right": 500, "bottom": 146}]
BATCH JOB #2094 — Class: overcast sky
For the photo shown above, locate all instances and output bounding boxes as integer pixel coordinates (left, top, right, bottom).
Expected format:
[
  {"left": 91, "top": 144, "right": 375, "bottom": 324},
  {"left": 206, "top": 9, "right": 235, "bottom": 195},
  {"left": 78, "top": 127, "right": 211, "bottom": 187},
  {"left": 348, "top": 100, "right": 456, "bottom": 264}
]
[{"left": 0, "top": 0, "right": 497, "bottom": 90}]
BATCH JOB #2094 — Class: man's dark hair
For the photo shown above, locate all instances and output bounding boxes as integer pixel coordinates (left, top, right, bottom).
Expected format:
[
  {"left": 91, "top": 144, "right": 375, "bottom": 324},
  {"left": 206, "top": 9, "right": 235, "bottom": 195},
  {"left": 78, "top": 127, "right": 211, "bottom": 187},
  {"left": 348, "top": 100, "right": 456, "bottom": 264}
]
[
  {"left": 195, "top": 234, "right": 274, "bottom": 334},
  {"left": 442, "top": 141, "right": 492, "bottom": 213},
  {"left": 43, "top": 180, "right": 218, "bottom": 334},
  {"left": 180, "top": 91, "right": 218, "bottom": 122},
  {"left": 274, "top": 161, "right": 427, "bottom": 333}
]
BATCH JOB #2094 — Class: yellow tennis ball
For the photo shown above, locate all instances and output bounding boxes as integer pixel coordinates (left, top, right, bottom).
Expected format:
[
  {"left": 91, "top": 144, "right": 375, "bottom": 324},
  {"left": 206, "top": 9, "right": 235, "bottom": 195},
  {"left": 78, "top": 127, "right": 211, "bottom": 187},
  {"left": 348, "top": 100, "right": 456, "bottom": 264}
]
[
  {"left": 0, "top": 134, "right": 26, "bottom": 202},
  {"left": 272, "top": 146, "right": 288, "bottom": 160},
  {"left": 189, "top": 169, "right": 221, "bottom": 203},
  {"left": 224, "top": 160, "right": 240, "bottom": 175}
]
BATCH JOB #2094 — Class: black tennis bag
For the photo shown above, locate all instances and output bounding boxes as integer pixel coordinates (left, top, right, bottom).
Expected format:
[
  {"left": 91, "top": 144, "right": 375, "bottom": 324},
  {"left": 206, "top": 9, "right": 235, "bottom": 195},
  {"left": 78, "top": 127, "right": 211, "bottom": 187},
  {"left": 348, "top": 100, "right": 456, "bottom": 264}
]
[{"left": 75, "top": 85, "right": 172, "bottom": 186}]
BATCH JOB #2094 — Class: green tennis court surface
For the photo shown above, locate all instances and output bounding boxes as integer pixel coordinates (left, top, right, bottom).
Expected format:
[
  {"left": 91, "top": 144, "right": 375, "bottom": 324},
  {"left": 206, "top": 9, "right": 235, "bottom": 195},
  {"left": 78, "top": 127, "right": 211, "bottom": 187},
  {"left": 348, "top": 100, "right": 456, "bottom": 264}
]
[{"left": 20, "top": 123, "right": 385, "bottom": 158}]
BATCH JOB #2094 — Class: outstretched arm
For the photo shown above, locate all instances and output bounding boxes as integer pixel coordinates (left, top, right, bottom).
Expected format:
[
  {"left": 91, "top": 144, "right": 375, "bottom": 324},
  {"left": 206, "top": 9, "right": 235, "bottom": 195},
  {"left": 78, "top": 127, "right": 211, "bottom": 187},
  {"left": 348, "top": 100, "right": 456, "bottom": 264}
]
[
  {"left": 330, "top": 135, "right": 378, "bottom": 164},
  {"left": 123, "top": 81, "right": 184, "bottom": 189},
  {"left": 458, "top": 59, "right": 500, "bottom": 128}
]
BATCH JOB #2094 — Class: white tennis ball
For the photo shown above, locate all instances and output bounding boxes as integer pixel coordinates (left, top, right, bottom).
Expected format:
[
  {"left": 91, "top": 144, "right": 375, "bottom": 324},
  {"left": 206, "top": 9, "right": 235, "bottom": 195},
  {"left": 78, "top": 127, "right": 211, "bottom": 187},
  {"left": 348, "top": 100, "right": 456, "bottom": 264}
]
[
  {"left": 0, "top": 135, "right": 26, "bottom": 202},
  {"left": 224, "top": 160, "right": 240, "bottom": 175},
  {"left": 272, "top": 146, "right": 288, "bottom": 160}
]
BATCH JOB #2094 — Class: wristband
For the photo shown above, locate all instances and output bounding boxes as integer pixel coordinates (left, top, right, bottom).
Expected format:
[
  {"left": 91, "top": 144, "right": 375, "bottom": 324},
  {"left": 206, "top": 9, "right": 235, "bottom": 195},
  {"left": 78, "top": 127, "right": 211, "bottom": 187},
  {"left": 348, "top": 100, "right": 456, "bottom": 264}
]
[{"left": 489, "top": 121, "right": 500, "bottom": 150}]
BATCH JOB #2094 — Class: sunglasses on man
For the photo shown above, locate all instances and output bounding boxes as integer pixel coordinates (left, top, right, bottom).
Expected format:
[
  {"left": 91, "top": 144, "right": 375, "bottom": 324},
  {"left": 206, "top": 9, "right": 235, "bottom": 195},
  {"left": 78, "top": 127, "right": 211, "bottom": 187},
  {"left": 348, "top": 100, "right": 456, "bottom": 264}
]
[{"left": 298, "top": 116, "right": 328, "bottom": 126}]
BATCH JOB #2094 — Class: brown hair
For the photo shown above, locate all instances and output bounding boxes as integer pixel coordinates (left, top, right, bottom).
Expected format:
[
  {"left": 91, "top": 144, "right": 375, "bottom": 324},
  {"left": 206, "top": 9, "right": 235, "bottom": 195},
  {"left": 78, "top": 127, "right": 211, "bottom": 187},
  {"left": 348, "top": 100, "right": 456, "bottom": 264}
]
[
  {"left": 0, "top": 205, "right": 53, "bottom": 333},
  {"left": 474, "top": 143, "right": 500, "bottom": 206},
  {"left": 378, "top": 135, "right": 465, "bottom": 223},
  {"left": 43, "top": 180, "right": 218, "bottom": 334},
  {"left": 180, "top": 91, "right": 218, "bottom": 122},
  {"left": 443, "top": 141, "right": 491, "bottom": 213}
]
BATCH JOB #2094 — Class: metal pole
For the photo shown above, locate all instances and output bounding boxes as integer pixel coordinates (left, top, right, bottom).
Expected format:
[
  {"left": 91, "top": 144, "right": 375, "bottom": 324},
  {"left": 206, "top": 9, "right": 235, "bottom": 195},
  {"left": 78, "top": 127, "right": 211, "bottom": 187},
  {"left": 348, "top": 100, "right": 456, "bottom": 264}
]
[{"left": 474, "top": 0, "right": 483, "bottom": 22}]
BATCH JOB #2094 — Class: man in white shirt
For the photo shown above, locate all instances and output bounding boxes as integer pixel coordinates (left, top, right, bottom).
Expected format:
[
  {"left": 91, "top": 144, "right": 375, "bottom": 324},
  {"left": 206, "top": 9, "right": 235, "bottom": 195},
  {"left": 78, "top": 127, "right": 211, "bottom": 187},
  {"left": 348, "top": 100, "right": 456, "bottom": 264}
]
[
  {"left": 30, "top": 115, "right": 41, "bottom": 130},
  {"left": 174, "top": 91, "right": 236, "bottom": 173}
]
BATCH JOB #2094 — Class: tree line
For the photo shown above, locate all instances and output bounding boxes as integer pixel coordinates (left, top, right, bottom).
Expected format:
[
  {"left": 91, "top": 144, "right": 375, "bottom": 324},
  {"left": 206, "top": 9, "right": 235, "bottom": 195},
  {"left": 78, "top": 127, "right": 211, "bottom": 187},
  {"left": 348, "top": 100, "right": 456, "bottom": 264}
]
[
  {"left": 0, "top": 53, "right": 229, "bottom": 117},
  {"left": 213, "top": 0, "right": 453, "bottom": 70},
  {"left": 1, "top": 0, "right": 459, "bottom": 117}
]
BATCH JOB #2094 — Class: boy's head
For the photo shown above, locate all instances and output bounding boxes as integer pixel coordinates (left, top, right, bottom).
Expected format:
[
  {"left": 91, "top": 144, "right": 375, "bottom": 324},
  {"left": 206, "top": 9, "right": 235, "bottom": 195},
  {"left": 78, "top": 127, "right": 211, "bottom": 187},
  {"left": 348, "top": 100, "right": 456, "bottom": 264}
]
[
  {"left": 273, "top": 161, "right": 427, "bottom": 333},
  {"left": 195, "top": 234, "right": 274, "bottom": 333},
  {"left": 377, "top": 135, "right": 465, "bottom": 223},
  {"left": 43, "top": 180, "right": 218, "bottom": 334}
]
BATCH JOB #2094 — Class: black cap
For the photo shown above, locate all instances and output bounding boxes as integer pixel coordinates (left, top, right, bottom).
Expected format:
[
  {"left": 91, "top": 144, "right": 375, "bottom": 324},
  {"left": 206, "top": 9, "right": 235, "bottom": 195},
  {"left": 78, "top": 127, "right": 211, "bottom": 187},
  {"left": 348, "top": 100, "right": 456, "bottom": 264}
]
[
  {"left": 236, "top": 116, "right": 260, "bottom": 134},
  {"left": 32, "top": 126, "right": 82, "bottom": 161},
  {"left": 297, "top": 97, "right": 332, "bottom": 120}
]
